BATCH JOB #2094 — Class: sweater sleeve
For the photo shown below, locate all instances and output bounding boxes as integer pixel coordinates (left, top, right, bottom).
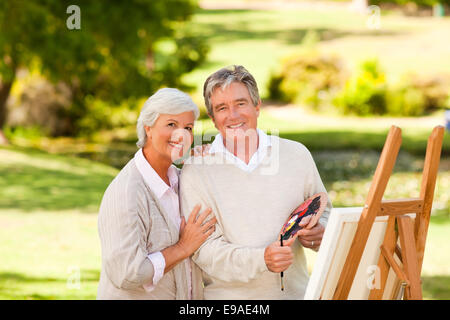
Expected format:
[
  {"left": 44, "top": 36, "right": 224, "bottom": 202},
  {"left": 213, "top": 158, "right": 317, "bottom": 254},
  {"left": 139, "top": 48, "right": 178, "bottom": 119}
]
[
  {"left": 180, "top": 164, "right": 268, "bottom": 283},
  {"left": 98, "top": 177, "right": 156, "bottom": 290},
  {"left": 302, "top": 148, "right": 333, "bottom": 229}
]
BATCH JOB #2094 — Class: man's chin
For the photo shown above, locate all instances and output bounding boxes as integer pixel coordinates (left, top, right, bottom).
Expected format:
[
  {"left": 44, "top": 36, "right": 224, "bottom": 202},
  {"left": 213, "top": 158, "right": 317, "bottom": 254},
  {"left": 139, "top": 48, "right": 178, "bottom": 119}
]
[
  {"left": 222, "top": 128, "right": 258, "bottom": 148},
  {"left": 222, "top": 127, "right": 257, "bottom": 137}
]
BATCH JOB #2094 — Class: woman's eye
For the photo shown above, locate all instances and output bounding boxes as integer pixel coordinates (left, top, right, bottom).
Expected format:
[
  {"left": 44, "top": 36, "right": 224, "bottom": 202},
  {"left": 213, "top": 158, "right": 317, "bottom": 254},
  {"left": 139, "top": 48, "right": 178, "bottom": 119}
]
[
  {"left": 168, "top": 123, "right": 176, "bottom": 127},
  {"left": 185, "top": 127, "right": 193, "bottom": 131}
]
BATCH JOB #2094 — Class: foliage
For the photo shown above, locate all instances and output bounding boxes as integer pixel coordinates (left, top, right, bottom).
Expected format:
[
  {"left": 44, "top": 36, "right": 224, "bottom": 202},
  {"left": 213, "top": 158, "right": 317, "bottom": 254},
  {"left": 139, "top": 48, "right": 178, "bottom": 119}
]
[
  {"left": 267, "top": 32, "right": 345, "bottom": 109},
  {"left": 0, "top": 145, "right": 448, "bottom": 299},
  {"left": 333, "top": 59, "right": 388, "bottom": 116},
  {"left": 369, "top": 0, "right": 450, "bottom": 6},
  {"left": 406, "top": 74, "right": 450, "bottom": 111},
  {"left": 0, "top": 0, "right": 209, "bottom": 136},
  {"left": 386, "top": 85, "right": 426, "bottom": 116},
  {"left": 333, "top": 59, "right": 450, "bottom": 116},
  {"left": 76, "top": 97, "right": 141, "bottom": 135}
]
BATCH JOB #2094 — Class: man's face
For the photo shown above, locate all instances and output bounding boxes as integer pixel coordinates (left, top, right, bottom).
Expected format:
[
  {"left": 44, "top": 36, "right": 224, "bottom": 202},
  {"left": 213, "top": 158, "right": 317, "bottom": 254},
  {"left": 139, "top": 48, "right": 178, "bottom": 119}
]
[{"left": 209, "top": 81, "right": 260, "bottom": 144}]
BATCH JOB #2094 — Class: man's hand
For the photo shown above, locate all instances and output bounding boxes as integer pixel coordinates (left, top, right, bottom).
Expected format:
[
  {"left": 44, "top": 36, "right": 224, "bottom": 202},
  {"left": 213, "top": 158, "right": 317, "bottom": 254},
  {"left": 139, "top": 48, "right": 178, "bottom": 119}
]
[
  {"left": 264, "top": 234, "right": 298, "bottom": 273},
  {"left": 296, "top": 215, "right": 325, "bottom": 251}
]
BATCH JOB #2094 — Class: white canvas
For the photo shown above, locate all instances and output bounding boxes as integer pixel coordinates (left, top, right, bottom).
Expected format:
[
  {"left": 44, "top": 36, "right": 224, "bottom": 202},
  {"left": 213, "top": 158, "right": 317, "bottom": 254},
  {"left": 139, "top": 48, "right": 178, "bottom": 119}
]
[{"left": 304, "top": 207, "right": 413, "bottom": 300}]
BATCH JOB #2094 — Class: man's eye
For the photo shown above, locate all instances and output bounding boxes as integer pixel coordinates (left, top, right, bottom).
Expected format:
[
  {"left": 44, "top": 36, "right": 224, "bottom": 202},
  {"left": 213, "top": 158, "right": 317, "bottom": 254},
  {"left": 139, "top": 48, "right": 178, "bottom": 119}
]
[
  {"left": 168, "top": 123, "right": 176, "bottom": 127},
  {"left": 185, "top": 127, "right": 193, "bottom": 131}
]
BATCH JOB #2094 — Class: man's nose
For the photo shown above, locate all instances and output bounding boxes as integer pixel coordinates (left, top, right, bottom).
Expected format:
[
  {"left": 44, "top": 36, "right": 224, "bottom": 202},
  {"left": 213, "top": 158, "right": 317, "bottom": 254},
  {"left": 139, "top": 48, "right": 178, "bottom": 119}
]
[{"left": 228, "top": 106, "right": 240, "bottom": 120}]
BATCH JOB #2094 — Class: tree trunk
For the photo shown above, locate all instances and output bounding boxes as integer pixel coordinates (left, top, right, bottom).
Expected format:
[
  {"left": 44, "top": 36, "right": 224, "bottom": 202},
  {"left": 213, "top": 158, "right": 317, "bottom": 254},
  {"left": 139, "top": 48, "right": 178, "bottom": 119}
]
[{"left": 0, "top": 81, "right": 13, "bottom": 145}]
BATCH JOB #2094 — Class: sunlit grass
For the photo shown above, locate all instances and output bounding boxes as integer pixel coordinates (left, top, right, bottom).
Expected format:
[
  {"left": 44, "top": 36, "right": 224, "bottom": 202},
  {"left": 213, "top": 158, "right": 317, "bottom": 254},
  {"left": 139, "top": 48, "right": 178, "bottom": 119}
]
[
  {"left": 184, "top": 7, "right": 450, "bottom": 98},
  {"left": 0, "top": 210, "right": 100, "bottom": 300},
  {"left": 1, "top": 135, "right": 448, "bottom": 299}
]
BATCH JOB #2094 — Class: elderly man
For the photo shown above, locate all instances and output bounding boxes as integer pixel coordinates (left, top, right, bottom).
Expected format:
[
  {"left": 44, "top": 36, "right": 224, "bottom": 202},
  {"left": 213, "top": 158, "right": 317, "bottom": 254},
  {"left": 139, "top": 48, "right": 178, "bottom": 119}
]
[{"left": 180, "top": 65, "right": 332, "bottom": 299}]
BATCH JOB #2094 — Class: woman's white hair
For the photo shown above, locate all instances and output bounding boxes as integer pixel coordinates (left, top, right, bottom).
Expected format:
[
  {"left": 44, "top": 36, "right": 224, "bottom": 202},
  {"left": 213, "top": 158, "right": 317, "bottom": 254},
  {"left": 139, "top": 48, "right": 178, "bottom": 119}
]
[{"left": 136, "top": 88, "right": 199, "bottom": 148}]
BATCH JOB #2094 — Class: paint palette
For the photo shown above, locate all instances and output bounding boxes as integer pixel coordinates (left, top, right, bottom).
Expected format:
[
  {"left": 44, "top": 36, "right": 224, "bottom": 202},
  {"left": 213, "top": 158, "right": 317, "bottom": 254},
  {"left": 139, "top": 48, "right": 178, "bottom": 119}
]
[{"left": 281, "top": 192, "right": 328, "bottom": 241}]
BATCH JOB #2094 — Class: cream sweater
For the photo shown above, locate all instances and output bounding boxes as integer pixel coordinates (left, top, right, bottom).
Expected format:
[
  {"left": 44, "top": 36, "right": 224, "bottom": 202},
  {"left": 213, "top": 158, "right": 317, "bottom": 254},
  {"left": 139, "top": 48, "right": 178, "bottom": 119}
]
[{"left": 180, "top": 136, "right": 332, "bottom": 300}]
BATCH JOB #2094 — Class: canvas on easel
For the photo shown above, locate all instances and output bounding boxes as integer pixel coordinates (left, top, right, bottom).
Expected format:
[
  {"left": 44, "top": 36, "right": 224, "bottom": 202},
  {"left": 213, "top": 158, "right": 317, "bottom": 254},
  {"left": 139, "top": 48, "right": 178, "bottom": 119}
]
[{"left": 304, "top": 125, "right": 444, "bottom": 300}]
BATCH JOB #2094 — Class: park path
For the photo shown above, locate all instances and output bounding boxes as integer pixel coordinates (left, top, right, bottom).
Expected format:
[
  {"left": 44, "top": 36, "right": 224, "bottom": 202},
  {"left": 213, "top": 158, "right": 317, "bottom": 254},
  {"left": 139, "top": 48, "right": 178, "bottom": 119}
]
[
  {"left": 262, "top": 103, "right": 447, "bottom": 129},
  {"left": 199, "top": 0, "right": 352, "bottom": 11}
]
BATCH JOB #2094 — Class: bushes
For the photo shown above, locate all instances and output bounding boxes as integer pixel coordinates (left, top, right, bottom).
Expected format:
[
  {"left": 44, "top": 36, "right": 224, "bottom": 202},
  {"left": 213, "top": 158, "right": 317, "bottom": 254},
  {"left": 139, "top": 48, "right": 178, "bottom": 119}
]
[
  {"left": 76, "top": 97, "right": 141, "bottom": 136},
  {"left": 269, "top": 51, "right": 449, "bottom": 116},
  {"left": 334, "top": 59, "right": 388, "bottom": 116},
  {"left": 334, "top": 60, "right": 449, "bottom": 116},
  {"left": 267, "top": 51, "right": 345, "bottom": 109},
  {"left": 386, "top": 86, "right": 426, "bottom": 116},
  {"left": 369, "top": 0, "right": 450, "bottom": 6}
]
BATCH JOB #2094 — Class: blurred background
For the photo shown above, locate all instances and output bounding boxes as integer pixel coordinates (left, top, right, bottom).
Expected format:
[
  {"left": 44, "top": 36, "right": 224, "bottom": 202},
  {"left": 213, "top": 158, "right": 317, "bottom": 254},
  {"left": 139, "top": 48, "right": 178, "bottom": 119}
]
[{"left": 0, "top": 0, "right": 449, "bottom": 299}]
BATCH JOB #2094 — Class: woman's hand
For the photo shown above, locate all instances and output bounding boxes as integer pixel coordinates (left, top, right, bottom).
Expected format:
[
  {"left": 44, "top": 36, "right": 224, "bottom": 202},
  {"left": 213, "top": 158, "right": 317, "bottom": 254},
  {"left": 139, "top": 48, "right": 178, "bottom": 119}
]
[
  {"left": 177, "top": 204, "right": 216, "bottom": 258},
  {"left": 161, "top": 204, "right": 216, "bottom": 274}
]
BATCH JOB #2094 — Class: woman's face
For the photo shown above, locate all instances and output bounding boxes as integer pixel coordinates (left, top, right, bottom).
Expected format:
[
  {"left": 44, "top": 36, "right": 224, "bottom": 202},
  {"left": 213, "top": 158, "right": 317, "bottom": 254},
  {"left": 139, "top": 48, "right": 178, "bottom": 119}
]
[{"left": 144, "top": 111, "right": 195, "bottom": 163}]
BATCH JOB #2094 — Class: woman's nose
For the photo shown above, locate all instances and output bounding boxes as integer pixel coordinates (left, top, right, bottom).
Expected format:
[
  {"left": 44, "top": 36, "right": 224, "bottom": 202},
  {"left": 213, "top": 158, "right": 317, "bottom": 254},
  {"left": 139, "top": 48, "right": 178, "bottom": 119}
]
[{"left": 171, "top": 128, "right": 189, "bottom": 143}]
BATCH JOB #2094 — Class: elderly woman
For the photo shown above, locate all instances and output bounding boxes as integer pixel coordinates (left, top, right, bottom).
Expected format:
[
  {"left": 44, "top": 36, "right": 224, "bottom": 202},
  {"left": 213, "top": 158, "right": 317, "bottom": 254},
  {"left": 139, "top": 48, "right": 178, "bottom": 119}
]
[{"left": 97, "top": 88, "right": 216, "bottom": 300}]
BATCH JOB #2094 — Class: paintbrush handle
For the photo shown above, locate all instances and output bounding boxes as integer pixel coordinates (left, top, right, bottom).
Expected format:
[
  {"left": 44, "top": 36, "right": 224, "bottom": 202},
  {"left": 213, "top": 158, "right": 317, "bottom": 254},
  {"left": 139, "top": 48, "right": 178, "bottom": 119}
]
[{"left": 280, "top": 235, "right": 284, "bottom": 291}]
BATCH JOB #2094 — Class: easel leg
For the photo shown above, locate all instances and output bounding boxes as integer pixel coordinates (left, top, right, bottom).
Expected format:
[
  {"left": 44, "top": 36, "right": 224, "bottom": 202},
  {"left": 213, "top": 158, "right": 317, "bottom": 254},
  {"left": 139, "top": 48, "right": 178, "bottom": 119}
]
[{"left": 398, "top": 216, "right": 423, "bottom": 300}]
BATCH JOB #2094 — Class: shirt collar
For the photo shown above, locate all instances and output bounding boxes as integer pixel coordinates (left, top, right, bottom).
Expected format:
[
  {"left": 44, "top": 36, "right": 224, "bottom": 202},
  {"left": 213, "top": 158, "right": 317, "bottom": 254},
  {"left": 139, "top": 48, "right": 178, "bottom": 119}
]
[
  {"left": 209, "top": 129, "right": 272, "bottom": 172},
  {"left": 134, "top": 149, "right": 179, "bottom": 199},
  {"left": 209, "top": 128, "right": 271, "bottom": 154}
]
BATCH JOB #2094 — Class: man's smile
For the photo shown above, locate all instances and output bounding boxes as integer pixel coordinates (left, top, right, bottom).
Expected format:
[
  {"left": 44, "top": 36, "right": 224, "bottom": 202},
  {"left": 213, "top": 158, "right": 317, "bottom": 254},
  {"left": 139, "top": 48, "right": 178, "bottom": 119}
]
[{"left": 226, "top": 122, "right": 245, "bottom": 129}]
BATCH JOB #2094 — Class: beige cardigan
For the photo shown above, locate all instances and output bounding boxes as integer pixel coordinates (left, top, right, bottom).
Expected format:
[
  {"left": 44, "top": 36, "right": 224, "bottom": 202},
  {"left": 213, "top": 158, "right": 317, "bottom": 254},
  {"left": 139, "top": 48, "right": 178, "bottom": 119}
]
[{"left": 97, "top": 159, "right": 203, "bottom": 300}]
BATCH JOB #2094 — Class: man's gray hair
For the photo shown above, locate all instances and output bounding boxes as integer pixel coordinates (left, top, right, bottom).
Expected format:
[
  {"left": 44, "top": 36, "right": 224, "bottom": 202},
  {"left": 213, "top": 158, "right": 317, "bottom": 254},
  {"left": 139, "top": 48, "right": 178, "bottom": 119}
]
[
  {"left": 136, "top": 88, "right": 199, "bottom": 148},
  {"left": 203, "top": 65, "right": 260, "bottom": 116}
]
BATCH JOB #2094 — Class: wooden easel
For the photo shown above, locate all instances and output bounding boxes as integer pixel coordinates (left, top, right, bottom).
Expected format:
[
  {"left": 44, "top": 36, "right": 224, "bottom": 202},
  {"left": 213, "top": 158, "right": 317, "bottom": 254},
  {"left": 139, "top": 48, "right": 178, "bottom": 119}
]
[{"left": 332, "top": 125, "right": 445, "bottom": 300}]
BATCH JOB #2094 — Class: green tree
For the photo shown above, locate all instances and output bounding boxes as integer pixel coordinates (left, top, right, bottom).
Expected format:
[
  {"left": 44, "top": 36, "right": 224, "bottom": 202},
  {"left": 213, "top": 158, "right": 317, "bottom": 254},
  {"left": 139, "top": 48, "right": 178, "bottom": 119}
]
[
  {"left": 370, "top": 0, "right": 450, "bottom": 6},
  {"left": 0, "top": 0, "right": 208, "bottom": 142}
]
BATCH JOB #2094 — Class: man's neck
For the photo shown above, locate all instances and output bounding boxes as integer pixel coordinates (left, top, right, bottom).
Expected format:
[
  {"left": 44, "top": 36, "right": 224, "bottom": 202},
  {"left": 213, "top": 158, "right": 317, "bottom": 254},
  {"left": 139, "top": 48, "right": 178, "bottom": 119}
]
[{"left": 223, "top": 133, "right": 259, "bottom": 165}]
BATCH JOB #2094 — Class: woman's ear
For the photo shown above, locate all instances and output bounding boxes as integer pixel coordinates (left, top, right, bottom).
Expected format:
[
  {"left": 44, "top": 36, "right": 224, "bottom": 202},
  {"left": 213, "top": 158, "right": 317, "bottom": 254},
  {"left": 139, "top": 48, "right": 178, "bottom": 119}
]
[{"left": 144, "top": 125, "right": 152, "bottom": 141}]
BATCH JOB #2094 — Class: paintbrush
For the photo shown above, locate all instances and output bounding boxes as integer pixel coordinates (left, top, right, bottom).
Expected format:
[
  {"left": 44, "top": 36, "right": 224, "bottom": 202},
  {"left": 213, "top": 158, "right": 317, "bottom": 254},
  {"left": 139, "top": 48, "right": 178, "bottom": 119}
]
[{"left": 280, "top": 234, "right": 284, "bottom": 291}]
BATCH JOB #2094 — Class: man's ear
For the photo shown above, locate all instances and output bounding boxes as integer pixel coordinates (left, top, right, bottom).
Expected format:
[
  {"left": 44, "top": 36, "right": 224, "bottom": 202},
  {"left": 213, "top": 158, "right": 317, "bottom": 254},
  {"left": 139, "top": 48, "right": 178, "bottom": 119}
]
[
  {"left": 255, "top": 99, "right": 261, "bottom": 117},
  {"left": 208, "top": 112, "right": 218, "bottom": 129}
]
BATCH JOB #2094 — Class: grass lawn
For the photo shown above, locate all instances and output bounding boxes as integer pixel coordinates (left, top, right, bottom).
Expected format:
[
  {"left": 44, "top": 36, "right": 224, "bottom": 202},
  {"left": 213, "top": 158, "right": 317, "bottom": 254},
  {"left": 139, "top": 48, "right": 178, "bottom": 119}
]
[
  {"left": 0, "top": 148, "right": 117, "bottom": 299},
  {"left": 1, "top": 131, "right": 448, "bottom": 299},
  {"left": 1, "top": 2, "right": 449, "bottom": 300},
  {"left": 183, "top": 5, "right": 450, "bottom": 99},
  {"left": 0, "top": 210, "right": 100, "bottom": 299}
]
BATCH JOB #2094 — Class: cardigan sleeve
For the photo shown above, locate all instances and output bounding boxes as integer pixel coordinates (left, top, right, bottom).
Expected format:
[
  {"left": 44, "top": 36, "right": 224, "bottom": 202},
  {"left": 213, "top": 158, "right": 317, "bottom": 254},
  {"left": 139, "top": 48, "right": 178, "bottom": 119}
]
[
  {"left": 302, "top": 147, "right": 333, "bottom": 229},
  {"left": 98, "top": 175, "right": 156, "bottom": 290},
  {"left": 179, "top": 164, "right": 268, "bottom": 283}
]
